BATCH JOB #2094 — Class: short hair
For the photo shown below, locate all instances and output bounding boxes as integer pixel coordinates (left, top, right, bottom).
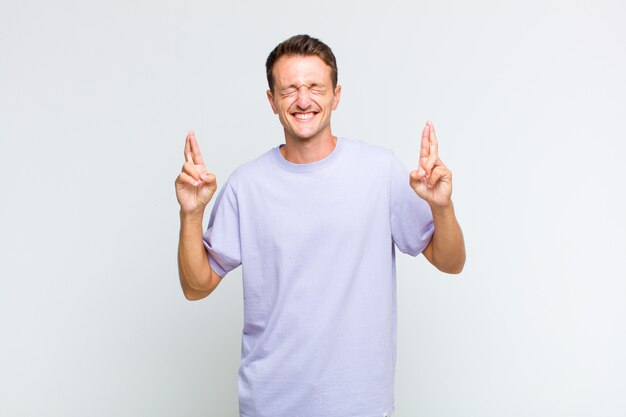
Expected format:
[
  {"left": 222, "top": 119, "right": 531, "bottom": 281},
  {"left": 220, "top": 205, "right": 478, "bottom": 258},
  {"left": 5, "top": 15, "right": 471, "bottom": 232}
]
[{"left": 265, "top": 34, "right": 338, "bottom": 92}]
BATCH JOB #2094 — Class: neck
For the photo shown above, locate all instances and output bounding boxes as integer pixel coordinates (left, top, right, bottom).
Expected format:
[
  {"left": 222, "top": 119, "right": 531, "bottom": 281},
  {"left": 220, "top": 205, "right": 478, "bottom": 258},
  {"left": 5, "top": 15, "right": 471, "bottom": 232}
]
[{"left": 280, "top": 133, "right": 337, "bottom": 164}]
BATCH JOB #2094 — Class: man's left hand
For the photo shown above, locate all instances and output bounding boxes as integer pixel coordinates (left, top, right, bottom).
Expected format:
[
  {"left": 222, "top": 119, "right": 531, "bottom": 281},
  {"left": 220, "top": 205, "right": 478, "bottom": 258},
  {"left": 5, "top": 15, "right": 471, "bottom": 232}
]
[{"left": 409, "top": 120, "right": 453, "bottom": 208}]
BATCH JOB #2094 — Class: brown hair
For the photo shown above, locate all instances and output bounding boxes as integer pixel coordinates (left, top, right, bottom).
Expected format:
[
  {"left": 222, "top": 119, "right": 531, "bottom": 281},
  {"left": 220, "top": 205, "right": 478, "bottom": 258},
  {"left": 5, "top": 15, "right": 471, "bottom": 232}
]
[{"left": 265, "top": 34, "right": 338, "bottom": 92}]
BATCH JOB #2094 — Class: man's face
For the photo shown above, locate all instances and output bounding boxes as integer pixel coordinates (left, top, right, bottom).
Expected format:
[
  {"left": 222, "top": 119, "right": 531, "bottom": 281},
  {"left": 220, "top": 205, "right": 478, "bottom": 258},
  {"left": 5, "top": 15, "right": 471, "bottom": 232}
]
[{"left": 267, "top": 55, "right": 341, "bottom": 142}]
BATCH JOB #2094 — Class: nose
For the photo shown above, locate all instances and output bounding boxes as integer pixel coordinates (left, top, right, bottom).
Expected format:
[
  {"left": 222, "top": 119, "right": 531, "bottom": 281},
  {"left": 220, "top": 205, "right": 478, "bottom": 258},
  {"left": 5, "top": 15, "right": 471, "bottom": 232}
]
[{"left": 294, "top": 85, "right": 313, "bottom": 109}]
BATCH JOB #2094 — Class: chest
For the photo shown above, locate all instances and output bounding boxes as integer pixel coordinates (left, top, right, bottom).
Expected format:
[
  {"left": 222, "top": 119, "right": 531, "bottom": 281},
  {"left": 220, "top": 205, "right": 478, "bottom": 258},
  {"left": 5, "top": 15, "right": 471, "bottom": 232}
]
[{"left": 236, "top": 168, "right": 389, "bottom": 250}]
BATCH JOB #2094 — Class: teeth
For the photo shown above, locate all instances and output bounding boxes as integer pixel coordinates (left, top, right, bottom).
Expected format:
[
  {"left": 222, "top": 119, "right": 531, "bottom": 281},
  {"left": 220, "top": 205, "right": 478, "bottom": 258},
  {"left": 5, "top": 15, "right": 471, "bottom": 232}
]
[{"left": 294, "top": 112, "right": 314, "bottom": 120}]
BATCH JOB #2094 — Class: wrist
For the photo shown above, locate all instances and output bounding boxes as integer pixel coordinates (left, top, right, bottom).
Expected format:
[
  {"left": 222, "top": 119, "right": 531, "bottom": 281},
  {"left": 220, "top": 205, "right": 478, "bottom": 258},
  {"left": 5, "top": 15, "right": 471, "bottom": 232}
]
[
  {"left": 180, "top": 209, "right": 204, "bottom": 226},
  {"left": 428, "top": 200, "right": 454, "bottom": 217}
]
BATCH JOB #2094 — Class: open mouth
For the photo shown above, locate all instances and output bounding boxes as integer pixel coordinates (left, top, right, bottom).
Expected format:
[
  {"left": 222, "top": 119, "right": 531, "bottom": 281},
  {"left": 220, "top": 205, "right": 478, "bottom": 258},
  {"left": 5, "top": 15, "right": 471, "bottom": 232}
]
[{"left": 292, "top": 112, "right": 317, "bottom": 121}]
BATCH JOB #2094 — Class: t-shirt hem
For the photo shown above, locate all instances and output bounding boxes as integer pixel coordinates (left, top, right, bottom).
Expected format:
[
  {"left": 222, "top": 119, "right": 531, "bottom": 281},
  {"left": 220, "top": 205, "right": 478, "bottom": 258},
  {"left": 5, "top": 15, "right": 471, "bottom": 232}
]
[
  {"left": 207, "top": 253, "right": 227, "bottom": 278},
  {"left": 239, "top": 403, "right": 394, "bottom": 417}
]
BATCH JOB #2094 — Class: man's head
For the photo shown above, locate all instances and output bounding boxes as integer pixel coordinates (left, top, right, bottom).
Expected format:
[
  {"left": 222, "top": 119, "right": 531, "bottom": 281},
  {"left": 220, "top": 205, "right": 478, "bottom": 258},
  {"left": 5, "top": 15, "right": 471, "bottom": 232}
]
[
  {"left": 265, "top": 35, "right": 341, "bottom": 143},
  {"left": 265, "top": 34, "right": 338, "bottom": 93}
]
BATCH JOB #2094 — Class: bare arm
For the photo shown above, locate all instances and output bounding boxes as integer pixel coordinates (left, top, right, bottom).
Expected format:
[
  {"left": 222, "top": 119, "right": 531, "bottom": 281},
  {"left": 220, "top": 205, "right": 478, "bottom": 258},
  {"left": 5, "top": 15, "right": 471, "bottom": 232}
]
[
  {"left": 421, "top": 203, "right": 465, "bottom": 274},
  {"left": 177, "top": 211, "right": 222, "bottom": 300},
  {"left": 175, "top": 131, "right": 222, "bottom": 300},
  {"left": 410, "top": 121, "right": 466, "bottom": 274}
]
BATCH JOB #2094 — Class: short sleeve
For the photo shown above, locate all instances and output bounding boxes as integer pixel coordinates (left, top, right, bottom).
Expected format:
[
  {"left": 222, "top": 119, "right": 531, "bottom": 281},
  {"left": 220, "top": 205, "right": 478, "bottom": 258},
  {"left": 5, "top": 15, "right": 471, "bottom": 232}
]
[
  {"left": 389, "top": 152, "right": 435, "bottom": 256},
  {"left": 203, "top": 181, "right": 242, "bottom": 277}
]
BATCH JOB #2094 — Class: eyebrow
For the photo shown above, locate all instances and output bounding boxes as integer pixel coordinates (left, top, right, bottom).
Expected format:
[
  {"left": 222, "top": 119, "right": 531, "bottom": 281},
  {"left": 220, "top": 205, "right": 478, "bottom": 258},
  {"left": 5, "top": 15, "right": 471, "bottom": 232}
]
[{"left": 280, "top": 82, "right": 327, "bottom": 91}]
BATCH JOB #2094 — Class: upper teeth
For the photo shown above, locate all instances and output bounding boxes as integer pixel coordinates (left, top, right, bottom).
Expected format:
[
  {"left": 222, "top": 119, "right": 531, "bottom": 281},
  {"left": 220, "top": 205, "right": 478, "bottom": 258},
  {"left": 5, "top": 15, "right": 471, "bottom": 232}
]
[{"left": 295, "top": 113, "right": 314, "bottom": 120}]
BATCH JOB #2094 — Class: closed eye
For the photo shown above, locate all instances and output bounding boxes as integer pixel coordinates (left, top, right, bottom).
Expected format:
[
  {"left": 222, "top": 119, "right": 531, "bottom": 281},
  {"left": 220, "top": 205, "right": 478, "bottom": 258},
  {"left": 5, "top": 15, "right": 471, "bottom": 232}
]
[
  {"left": 279, "top": 84, "right": 327, "bottom": 97},
  {"left": 309, "top": 83, "right": 326, "bottom": 95},
  {"left": 280, "top": 88, "right": 298, "bottom": 98}
]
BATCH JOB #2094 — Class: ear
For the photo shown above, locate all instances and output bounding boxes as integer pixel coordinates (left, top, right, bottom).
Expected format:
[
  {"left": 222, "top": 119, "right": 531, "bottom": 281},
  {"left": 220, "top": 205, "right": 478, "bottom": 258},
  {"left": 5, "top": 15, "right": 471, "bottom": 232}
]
[
  {"left": 266, "top": 90, "right": 278, "bottom": 114},
  {"left": 332, "top": 84, "right": 342, "bottom": 110}
]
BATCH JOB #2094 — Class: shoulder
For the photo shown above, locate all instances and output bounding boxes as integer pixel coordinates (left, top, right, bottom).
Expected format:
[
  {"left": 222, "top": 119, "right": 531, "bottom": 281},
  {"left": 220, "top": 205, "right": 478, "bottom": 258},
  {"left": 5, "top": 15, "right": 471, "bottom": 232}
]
[
  {"left": 340, "top": 137, "right": 396, "bottom": 169},
  {"left": 225, "top": 148, "right": 275, "bottom": 189},
  {"left": 341, "top": 137, "right": 393, "bottom": 156}
]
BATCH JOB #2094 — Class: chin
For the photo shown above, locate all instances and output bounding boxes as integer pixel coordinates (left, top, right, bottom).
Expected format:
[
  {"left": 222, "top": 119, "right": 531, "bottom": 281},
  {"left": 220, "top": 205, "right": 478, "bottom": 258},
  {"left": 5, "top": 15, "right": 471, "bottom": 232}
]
[{"left": 287, "top": 129, "right": 318, "bottom": 142}]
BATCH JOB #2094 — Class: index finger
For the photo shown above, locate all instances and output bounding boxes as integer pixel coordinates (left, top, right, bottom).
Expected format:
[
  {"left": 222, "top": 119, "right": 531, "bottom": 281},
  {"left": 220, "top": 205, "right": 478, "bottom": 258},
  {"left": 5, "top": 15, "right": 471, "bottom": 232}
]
[
  {"left": 427, "top": 120, "right": 438, "bottom": 160},
  {"left": 420, "top": 123, "right": 430, "bottom": 160},
  {"left": 188, "top": 131, "right": 205, "bottom": 166},
  {"left": 184, "top": 131, "right": 193, "bottom": 163},
  {"left": 419, "top": 123, "right": 430, "bottom": 172}
]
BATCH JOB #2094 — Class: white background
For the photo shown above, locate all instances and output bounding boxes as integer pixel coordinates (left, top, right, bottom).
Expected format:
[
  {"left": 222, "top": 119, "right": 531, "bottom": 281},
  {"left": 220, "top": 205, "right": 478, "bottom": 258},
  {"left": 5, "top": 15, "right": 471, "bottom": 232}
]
[{"left": 1, "top": 0, "right": 625, "bottom": 416}]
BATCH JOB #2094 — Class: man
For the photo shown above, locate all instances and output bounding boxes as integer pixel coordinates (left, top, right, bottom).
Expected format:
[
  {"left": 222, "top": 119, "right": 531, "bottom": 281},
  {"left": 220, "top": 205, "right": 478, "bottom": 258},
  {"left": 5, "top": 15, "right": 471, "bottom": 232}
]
[{"left": 176, "top": 34, "right": 465, "bottom": 417}]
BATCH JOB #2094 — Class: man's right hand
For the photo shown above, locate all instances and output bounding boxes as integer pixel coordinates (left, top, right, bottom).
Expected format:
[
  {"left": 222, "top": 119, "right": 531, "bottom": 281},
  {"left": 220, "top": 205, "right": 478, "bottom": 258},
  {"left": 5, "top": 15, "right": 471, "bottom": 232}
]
[{"left": 175, "top": 131, "right": 217, "bottom": 214}]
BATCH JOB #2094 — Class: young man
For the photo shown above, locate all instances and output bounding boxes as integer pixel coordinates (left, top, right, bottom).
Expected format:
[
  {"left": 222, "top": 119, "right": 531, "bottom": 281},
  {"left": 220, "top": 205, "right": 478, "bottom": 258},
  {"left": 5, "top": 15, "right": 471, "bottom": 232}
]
[{"left": 175, "top": 34, "right": 465, "bottom": 417}]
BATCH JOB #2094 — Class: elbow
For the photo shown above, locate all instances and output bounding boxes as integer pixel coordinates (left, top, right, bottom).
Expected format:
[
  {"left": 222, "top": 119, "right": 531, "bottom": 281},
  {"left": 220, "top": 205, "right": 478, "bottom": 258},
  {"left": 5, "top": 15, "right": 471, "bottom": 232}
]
[
  {"left": 183, "top": 289, "right": 209, "bottom": 301},
  {"left": 436, "top": 254, "right": 466, "bottom": 275},
  {"left": 183, "top": 267, "right": 217, "bottom": 292},
  {"left": 187, "top": 276, "right": 212, "bottom": 292},
  {"left": 183, "top": 290, "right": 199, "bottom": 301},
  {"left": 181, "top": 280, "right": 214, "bottom": 301},
  {"left": 441, "top": 263, "right": 464, "bottom": 275},
  {"left": 179, "top": 272, "right": 218, "bottom": 301}
]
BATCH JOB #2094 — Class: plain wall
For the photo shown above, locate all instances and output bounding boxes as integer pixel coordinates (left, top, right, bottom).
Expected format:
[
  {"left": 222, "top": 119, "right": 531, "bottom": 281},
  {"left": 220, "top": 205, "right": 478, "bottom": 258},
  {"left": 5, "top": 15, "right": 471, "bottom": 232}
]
[{"left": 1, "top": 0, "right": 625, "bottom": 416}]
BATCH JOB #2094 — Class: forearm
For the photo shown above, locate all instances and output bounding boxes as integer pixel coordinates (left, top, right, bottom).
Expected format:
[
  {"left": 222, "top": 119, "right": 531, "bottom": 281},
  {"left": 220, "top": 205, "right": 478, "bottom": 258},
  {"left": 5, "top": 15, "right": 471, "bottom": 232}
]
[
  {"left": 178, "top": 211, "right": 220, "bottom": 299},
  {"left": 424, "top": 202, "right": 466, "bottom": 274}
]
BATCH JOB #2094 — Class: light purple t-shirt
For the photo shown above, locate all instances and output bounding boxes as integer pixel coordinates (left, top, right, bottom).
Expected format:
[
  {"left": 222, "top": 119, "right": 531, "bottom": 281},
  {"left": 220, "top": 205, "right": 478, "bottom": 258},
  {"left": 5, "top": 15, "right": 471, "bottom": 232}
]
[{"left": 203, "top": 137, "right": 434, "bottom": 417}]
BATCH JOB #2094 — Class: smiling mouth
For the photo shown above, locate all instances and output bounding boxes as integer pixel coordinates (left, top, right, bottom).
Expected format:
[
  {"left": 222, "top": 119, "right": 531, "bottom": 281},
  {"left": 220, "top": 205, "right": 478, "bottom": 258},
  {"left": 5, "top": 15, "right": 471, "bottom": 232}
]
[{"left": 293, "top": 112, "right": 316, "bottom": 121}]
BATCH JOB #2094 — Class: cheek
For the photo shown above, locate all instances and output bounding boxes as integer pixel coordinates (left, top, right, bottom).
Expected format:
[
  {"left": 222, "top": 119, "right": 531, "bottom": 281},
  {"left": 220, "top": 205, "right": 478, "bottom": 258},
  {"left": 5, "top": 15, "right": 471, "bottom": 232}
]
[
  {"left": 325, "top": 98, "right": 336, "bottom": 111},
  {"left": 278, "top": 99, "right": 294, "bottom": 114}
]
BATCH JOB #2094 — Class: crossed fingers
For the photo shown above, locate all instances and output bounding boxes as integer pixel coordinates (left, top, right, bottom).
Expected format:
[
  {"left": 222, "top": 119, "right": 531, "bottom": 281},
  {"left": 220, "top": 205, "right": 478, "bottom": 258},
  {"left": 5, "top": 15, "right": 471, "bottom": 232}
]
[
  {"left": 419, "top": 120, "right": 439, "bottom": 177},
  {"left": 414, "top": 120, "right": 450, "bottom": 193},
  {"left": 178, "top": 131, "right": 210, "bottom": 187}
]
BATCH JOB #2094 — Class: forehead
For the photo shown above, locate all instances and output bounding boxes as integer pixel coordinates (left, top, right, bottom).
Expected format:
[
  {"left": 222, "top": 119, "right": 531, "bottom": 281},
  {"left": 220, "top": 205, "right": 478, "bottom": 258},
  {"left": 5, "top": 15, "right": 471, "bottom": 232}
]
[{"left": 272, "top": 55, "right": 333, "bottom": 88}]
